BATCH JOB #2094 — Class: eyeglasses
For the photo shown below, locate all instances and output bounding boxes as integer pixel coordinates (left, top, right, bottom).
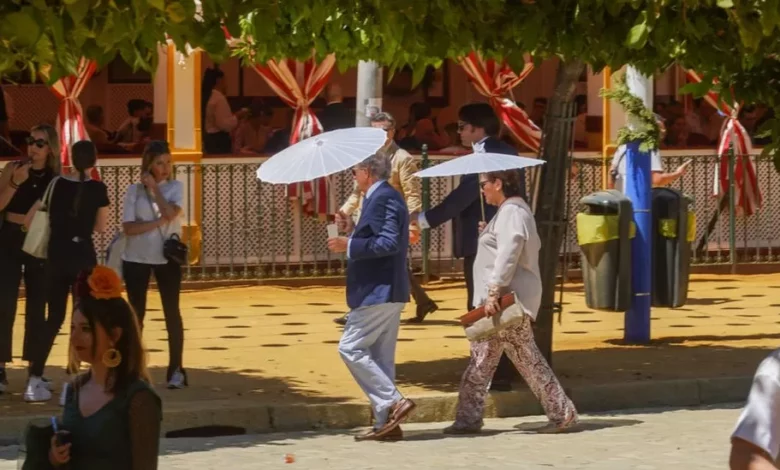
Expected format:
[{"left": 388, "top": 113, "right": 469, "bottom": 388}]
[
  {"left": 26, "top": 137, "right": 47, "bottom": 148},
  {"left": 479, "top": 180, "right": 490, "bottom": 190}
]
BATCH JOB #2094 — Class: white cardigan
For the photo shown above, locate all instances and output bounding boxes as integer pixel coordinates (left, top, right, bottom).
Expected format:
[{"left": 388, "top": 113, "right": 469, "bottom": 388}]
[{"left": 471, "top": 197, "right": 542, "bottom": 320}]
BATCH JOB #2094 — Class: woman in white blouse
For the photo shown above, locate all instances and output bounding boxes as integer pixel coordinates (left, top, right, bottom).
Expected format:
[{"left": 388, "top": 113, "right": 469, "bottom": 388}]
[
  {"left": 444, "top": 169, "right": 579, "bottom": 435},
  {"left": 201, "top": 67, "right": 248, "bottom": 154},
  {"left": 121, "top": 140, "right": 188, "bottom": 389}
]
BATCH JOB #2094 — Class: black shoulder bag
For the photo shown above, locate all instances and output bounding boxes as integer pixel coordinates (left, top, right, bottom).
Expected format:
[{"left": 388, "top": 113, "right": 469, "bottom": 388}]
[{"left": 145, "top": 186, "right": 188, "bottom": 265}]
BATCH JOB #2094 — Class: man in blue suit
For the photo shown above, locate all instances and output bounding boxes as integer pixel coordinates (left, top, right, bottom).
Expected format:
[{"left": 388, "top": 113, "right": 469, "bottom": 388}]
[
  {"left": 412, "top": 103, "right": 526, "bottom": 391},
  {"left": 328, "top": 151, "right": 416, "bottom": 441}
]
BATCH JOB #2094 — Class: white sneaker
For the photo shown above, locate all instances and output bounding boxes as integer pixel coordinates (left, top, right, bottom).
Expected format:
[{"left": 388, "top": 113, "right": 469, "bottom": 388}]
[
  {"left": 41, "top": 376, "right": 53, "bottom": 391},
  {"left": 167, "top": 369, "right": 188, "bottom": 389},
  {"left": 24, "top": 376, "right": 52, "bottom": 403},
  {"left": 59, "top": 382, "right": 69, "bottom": 407}
]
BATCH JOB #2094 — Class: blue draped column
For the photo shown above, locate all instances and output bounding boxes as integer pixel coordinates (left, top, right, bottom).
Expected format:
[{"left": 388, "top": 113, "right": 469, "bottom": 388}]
[{"left": 624, "top": 140, "right": 652, "bottom": 343}]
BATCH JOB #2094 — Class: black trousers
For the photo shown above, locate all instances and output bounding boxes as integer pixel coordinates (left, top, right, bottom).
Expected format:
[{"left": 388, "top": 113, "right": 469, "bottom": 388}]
[
  {"left": 463, "top": 253, "right": 517, "bottom": 384},
  {"left": 408, "top": 267, "right": 432, "bottom": 306},
  {"left": 123, "top": 260, "right": 184, "bottom": 377},
  {"left": 0, "top": 224, "right": 46, "bottom": 364},
  {"left": 30, "top": 255, "right": 95, "bottom": 377}
]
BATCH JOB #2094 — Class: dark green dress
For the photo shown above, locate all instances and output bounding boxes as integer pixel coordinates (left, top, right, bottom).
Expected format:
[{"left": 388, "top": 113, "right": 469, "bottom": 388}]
[{"left": 61, "top": 379, "right": 162, "bottom": 470}]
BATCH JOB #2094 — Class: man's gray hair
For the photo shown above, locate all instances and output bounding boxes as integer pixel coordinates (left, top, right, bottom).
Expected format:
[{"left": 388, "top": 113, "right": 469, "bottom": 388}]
[
  {"left": 369, "top": 112, "right": 396, "bottom": 130},
  {"left": 356, "top": 150, "right": 392, "bottom": 180}
]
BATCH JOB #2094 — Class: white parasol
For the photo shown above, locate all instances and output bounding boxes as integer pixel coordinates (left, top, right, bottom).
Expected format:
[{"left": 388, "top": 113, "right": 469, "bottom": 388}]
[{"left": 256, "top": 127, "right": 388, "bottom": 184}]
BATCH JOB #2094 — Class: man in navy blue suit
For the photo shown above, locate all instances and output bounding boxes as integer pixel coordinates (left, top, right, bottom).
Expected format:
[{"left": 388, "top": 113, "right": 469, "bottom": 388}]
[
  {"left": 412, "top": 103, "right": 525, "bottom": 391},
  {"left": 328, "top": 151, "right": 416, "bottom": 441}
]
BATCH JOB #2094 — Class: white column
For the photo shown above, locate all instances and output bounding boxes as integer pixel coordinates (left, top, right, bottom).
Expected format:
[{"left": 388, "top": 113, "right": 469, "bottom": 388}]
[
  {"left": 355, "top": 61, "right": 383, "bottom": 127},
  {"left": 625, "top": 66, "right": 654, "bottom": 129}
]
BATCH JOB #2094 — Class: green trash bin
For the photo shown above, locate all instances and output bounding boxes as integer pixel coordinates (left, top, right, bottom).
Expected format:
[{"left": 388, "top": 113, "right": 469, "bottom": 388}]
[
  {"left": 652, "top": 188, "right": 695, "bottom": 308},
  {"left": 577, "top": 190, "right": 634, "bottom": 312}
]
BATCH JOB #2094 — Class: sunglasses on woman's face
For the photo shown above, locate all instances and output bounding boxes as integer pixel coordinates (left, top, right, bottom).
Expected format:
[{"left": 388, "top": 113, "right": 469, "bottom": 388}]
[{"left": 26, "top": 137, "right": 47, "bottom": 148}]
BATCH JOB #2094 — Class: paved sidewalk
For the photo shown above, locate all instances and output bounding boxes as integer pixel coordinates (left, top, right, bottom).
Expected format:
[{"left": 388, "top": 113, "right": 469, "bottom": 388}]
[{"left": 0, "top": 406, "right": 741, "bottom": 469}]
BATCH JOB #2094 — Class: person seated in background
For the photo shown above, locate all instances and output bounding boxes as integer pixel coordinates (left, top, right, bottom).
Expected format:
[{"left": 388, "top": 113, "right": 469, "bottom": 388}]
[
  {"left": 573, "top": 95, "right": 588, "bottom": 148},
  {"left": 529, "top": 97, "right": 547, "bottom": 128},
  {"left": 663, "top": 116, "right": 710, "bottom": 147},
  {"left": 396, "top": 102, "right": 449, "bottom": 151},
  {"left": 233, "top": 99, "right": 274, "bottom": 154},
  {"left": 115, "top": 99, "right": 152, "bottom": 148},
  {"left": 84, "top": 105, "right": 114, "bottom": 147},
  {"left": 438, "top": 122, "right": 469, "bottom": 154}
]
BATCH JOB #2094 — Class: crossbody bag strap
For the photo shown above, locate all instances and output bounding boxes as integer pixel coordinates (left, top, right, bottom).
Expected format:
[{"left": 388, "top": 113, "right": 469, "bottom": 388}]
[
  {"left": 143, "top": 185, "right": 169, "bottom": 243},
  {"left": 39, "top": 176, "right": 59, "bottom": 212}
]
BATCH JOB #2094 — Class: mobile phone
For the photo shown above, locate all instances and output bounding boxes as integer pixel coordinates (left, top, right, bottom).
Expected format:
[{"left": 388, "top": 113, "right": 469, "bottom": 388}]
[{"left": 51, "top": 417, "right": 71, "bottom": 446}]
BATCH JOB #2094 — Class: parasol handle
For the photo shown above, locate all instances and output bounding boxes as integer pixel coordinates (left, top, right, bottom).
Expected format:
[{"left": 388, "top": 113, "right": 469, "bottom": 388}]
[{"left": 479, "top": 185, "right": 486, "bottom": 222}]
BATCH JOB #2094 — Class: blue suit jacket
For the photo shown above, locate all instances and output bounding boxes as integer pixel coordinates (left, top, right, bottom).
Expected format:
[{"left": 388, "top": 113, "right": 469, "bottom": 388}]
[
  {"left": 425, "top": 137, "right": 526, "bottom": 258},
  {"left": 346, "top": 181, "right": 411, "bottom": 309}
]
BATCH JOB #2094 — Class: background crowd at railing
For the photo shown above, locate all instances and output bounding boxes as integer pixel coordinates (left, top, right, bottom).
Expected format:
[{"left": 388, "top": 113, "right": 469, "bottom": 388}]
[{"left": 3, "top": 148, "right": 775, "bottom": 282}]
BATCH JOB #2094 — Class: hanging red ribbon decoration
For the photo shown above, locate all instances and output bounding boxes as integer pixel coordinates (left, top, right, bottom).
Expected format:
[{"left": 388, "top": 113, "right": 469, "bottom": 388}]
[
  {"left": 252, "top": 56, "right": 336, "bottom": 216},
  {"left": 50, "top": 58, "right": 100, "bottom": 179},
  {"left": 459, "top": 52, "right": 541, "bottom": 152},
  {"left": 686, "top": 70, "right": 761, "bottom": 216}
]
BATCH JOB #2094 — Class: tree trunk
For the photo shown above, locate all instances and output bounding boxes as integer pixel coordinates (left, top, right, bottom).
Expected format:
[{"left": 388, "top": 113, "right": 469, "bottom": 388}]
[{"left": 532, "top": 59, "right": 586, "bottom": 363}]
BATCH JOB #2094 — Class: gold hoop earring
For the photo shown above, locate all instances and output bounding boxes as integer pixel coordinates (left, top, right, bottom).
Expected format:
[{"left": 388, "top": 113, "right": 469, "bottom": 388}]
[{"left": 102, "top": 348, "right": 122, "bottom": 368}]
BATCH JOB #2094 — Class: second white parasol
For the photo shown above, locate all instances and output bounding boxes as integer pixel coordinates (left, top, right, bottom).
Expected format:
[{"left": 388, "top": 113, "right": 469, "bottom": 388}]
[{"left": 414, "top": 152, "right": 545, "bottom": 220}]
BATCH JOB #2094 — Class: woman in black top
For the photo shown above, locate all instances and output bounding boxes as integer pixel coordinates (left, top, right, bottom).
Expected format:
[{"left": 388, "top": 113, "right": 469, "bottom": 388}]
[
  {"left": 0, "top": 124, "right": 60, "bottom": 395},
  {"left": 25, "top": 140, "right": 110, "bottom": 403}
]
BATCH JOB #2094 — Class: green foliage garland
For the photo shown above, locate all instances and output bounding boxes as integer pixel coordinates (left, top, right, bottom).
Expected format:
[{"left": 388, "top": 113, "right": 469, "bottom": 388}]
[{"left": 600, "top": 73, "right": 661, "bottom": 152}]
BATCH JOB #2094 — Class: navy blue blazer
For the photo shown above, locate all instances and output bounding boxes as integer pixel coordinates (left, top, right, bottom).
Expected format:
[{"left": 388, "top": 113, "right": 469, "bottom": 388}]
[
  {"left": 424, "top": 137, "right": 526, "bottom": 259},
  {"left": 346, "top": 181, "right": 411, "bottom": 309}
]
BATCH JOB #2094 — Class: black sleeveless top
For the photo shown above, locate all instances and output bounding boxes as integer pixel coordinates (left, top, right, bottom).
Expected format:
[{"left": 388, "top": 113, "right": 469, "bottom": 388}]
[{"left": 4, "top": 165, "right": 54, "bottom": 214}]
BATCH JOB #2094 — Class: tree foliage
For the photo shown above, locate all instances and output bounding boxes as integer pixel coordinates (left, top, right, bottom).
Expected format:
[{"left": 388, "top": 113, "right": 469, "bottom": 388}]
[
  {"left": 2, "top": 0, "right": 780, "bottom": 149},
  {"left": 600, "top": 73, "right": 661, "bottom": 152}
]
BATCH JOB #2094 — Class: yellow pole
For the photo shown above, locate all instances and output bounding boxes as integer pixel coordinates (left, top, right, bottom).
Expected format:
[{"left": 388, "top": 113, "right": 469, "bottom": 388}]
[{"left": 602, "top": 67, "right": 617, "bottom": 190}]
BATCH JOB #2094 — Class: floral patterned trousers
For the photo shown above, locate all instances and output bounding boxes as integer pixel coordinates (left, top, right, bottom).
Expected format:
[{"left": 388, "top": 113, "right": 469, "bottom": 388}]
[{"left": 454, "top": 315, "right": 578, "bottom": 428}]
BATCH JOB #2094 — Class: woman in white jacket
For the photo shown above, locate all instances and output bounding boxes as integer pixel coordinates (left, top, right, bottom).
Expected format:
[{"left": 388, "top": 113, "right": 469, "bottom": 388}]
[{"left": 444, "top": 169, "right": 578, "bottom": 435}]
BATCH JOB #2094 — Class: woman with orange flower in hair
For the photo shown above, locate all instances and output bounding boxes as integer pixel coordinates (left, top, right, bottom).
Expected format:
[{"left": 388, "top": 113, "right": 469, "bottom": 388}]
[{"left": 47, "top": 265, "right": 161, "bottom": 469}]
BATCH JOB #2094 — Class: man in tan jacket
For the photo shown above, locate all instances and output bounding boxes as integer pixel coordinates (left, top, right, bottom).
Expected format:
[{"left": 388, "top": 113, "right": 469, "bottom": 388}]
[{"left": 334, "top": 112, "right": 438, "bottom": 325}]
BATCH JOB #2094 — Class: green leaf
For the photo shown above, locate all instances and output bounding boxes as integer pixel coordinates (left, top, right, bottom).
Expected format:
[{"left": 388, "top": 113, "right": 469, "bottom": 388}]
[
  {"left": 146, "top": 0, "right": 165, "bottom": 11},
  {"left": 1, "top": 11, "right": 42, "bottom": 47},
  {"left": 66, "top": 0, "right": 90, "bottom": 25},
  {"left": 717, "top": 0, "right": 734, "bottom": 8},
  {"left": 625, "top": 21, "right": 649, "bottom": 49},
  {"left": 166, "top": 2, "right": 188, "bottom": 23}
]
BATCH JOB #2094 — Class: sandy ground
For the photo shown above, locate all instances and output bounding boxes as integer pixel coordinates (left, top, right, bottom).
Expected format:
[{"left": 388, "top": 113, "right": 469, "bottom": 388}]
[{"left": 1, "top": 273, "right": 776, "bottom": 417}]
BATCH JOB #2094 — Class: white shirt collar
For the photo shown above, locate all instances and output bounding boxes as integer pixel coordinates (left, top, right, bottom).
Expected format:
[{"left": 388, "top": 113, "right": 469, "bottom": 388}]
[{"left": 365, "top": 180, "right": 385, "bottom": 200}]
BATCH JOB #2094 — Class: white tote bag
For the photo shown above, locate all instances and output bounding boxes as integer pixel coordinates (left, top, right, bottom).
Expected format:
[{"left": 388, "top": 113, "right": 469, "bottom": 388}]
[{"left": 22, "top": 176, "right": 59, "bottom": 259}]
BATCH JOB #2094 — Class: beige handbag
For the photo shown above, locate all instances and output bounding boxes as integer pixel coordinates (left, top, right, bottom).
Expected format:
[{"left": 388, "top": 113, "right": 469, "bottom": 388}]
[
  {"left": 22, "top": 177, "right": 59, "bottom": 259},
  {"left": 459, "top": 293, "right": 528, "bottom": 342}
]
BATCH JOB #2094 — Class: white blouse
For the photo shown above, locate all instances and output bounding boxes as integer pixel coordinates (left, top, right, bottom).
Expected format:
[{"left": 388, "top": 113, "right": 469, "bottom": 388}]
[
  {"left": 471, "top": 197, "right": 542, "bottom": 319},
  {"left": 121, "top": 181, "right": 183, "bottom": 265},
  {"left": 205, "top": 89, "right": 237, "bottom": 134},
  {"left": 732, "top": 349, "right": 780, "bottom": 461}
]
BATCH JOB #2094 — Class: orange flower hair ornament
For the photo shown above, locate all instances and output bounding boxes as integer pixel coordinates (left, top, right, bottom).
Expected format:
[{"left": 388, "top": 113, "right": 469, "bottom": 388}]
[{"left": 86, "top": 266, "right": 124, "bottom": 300}]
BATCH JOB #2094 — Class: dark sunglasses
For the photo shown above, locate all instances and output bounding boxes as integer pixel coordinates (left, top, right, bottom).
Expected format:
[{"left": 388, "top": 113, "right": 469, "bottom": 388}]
[{"left": 26, "top": 137, "right": 47, "bottom": 148}]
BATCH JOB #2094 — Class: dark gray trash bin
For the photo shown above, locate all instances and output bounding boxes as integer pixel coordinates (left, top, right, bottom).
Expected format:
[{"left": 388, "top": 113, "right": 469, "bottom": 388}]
[
  {"left": 652, "top": 188, "right": 694, "bottom": 308},
  {"left": 576, "top": 190, "right": 634, "bottom": 312}
]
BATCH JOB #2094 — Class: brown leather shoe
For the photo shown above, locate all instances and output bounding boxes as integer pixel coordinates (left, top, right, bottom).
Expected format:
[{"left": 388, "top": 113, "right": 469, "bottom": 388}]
[
  {"left": 354, "top": 425, "right": 403, "bottom": 442},
  {"left": 386, "top": 398, "right": 416, "bottom": 428}
]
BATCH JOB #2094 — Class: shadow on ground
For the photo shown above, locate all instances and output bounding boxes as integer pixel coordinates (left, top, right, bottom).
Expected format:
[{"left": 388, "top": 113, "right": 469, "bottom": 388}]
[
  {"left": 396, "top": 343, "right": 769, "bottom": 394},
  {"left": 0, "top": 365, "right": 352, "bottom": 420}
]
